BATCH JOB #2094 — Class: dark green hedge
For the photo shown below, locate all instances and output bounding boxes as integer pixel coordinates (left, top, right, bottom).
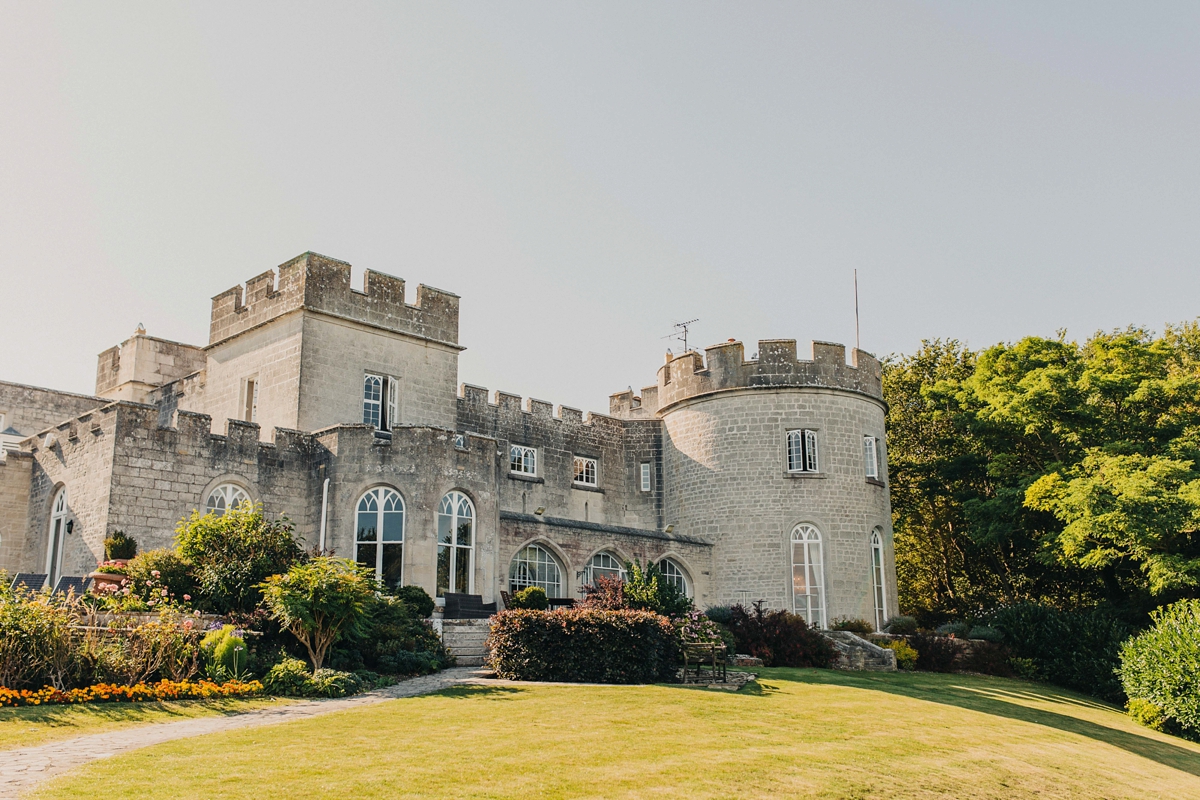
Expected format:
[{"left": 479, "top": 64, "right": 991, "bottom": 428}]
[{"left": 486, "top": 608, "right": 679, "bottom": 683}]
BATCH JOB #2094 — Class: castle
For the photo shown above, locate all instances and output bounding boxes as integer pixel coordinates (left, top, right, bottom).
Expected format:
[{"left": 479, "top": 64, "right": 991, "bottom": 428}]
[{"left": 0, "top": 251, "right": 897, "bottom": 627}]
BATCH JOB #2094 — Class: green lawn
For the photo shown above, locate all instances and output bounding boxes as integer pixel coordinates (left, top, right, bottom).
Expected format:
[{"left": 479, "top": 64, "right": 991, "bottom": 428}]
[
  {"left": 0, "top": 697, "right": 291, "bottom": 751},
  {"left": 33, "top": 669, "right": 1200, "bottom": 799}
]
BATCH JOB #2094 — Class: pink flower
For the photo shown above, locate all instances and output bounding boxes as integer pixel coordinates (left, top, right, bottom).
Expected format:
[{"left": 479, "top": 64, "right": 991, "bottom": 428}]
[
  {"left": 183, "top": 594, "right": 191, "bottom": 601},
  {"left": 193, "top": 611, "right": 201, "bottom": 617},
  {"left": 182, "top": 620, "right": 194, "bottom": 631},
  {"left": 151, "top": 570, "right": 161, "bottom": 577},
  {"left": 160, "top": 588, "right": 168, "bottom": 597},
  {"left": 146, "top": 580, "right": 153, "bottom": 587}
]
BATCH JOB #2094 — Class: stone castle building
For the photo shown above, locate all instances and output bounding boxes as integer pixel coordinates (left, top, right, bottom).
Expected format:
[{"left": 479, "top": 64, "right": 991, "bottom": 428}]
[{"left": 0, "top": 252, "right": 897, "bottom": 627}]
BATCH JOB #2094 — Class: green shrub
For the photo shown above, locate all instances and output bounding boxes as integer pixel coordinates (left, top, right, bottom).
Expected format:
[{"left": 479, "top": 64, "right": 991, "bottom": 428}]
[
  {"left": 104, "top": 531, "right": 138, "bottom": 560},
  {"left": 92, "top": 609, "right": 202, "bottom": 685},
  {"left": 392, "top": 584, "right": 435, "bottom": 618},
  {"left": 258, "top": 557, "right": 374, "bottom": 670},
  {"left": 329, "top": 593, "right": 448, "bottom": 676},
  {"left": 961, "top": 641, "right": 1013, "bottom": 677},
  {"left": 911, "top": 633, "right": 959, "bottom": 672},
  {"left": 1127, "top": 698, "right": 1169, "bottom": 732},
  {"left": 176, "top": 503, "right": 304, "bottom": 614},
  {"left": 830, "top": 617, "right": 875, "bottom": 635},
  {"left": 703, "top": 605, "right": 733, "bottom": 626},
  {"left": 1119, "top": 599, "right": 1200, "bottom": 739},
  {"left": 622, "top": 560, "right": 692, "bottom": 617},
  {"left": 125, "top": 550, "right": 195, "bottom": 605},
  {"left": 486, "top": 608, "right": 679, "bottom": 683},
  {"left": 725, "top": 602, "right": 836, "bottom": 668},
  {"left": 936, "top": 621, "right": 971, "bottom": 637},
  {"left": 263, "top": 656, "right": 310, "bottom": 696},
  {"left": 509, "top": 586, "right": 549, "bottom": 610},
  {"left": 883, "top": 615, "right": 918, "bottom": 635},
  {"left": 306, "top": 668, "right": 363, "bottom": 698},
  {"left": 967, "top": 625, "right": 1003, "bottom": 643},
  {"left": 201, "top": 625, "right": 249, "bottom": 682},
  {"left": 988, "top": 603, "right": 1132, "bottom": 703},
  {"left": 0, "top": 591, "right": 83, "bottom": 690},
  {"left": 882, "top": 639, "right": 918, "bottom": 670}
]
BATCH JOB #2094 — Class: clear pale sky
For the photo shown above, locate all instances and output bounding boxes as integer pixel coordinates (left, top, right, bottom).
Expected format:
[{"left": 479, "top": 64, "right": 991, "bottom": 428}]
[{"left": 3, "top": 2, "right": 1199, "bottom": 414}]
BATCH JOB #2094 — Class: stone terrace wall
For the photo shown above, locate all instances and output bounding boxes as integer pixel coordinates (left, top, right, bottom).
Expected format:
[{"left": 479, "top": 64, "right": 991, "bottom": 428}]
[
  {"left": 0, "top": 451, "right": 33, "bottom": 573},
  {"left": 209, "top": 251, "right": 460, "bottom": 347},
  {"left": 456, "top": 386, "right": 662, "bottom": 532}
]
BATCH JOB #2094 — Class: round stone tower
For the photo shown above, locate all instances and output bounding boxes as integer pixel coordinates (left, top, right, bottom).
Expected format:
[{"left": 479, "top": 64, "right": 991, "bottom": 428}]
[{"left": 633, "top": 338, "right": 896, "bottom": 627}]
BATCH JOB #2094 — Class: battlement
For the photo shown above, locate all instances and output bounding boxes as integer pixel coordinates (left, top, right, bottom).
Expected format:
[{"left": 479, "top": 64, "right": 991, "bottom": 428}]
[
  {"left": 209, "top": 251, "right": 461, "bottom": 348},
  {"left": 457, "top": 384, "right": 624, "bottom": 433},
  {"left": 611, "top": 339, "right": 882, "bottom": 417}
]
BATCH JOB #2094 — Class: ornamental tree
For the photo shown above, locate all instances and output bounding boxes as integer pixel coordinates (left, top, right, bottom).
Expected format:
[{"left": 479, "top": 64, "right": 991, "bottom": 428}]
[{"left": 258, "top": 557, "right": 374, "bottom": 670}]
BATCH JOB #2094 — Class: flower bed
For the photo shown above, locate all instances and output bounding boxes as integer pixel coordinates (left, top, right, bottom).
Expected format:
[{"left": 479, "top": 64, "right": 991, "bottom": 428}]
[{"left": 0, "top": 678, "right": 263, "bottom": 707}]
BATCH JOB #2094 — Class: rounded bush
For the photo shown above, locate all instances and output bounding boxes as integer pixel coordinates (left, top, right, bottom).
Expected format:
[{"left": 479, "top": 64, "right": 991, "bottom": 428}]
[
  {"left": 510, "top": 586, "right": 549, "bottom": 610},
  {"left": 967, "top": 625, "right": 1003, "bottom": 643},
  {"left": 883, "top": 615, "right": 918, "bottom": 635},
  {"left": 262, "top": 657, "right": 310, "bottom": 696},
  {"left": 392, "top": 585, "right": 435, "bottom": 618},
  {"left": 830, "top": 617, "right": 874, "bottom": 635},
  {"left": 1119, "top": 599, "right": 1200, "bottom": 739},
  {"left": 104, "top": 531, "right": 138, "bottom": 561},
  {"left": 125, "top": 549, "right": 195, "bottom": 603},
  {"left": 882, "top": 639, "right": 918, "bottom": 670},
  {"left": 307, "top": 668, "right": 362, "bottom": 698},
  {"left": 201, "top": 625, "right": 248, "bottom": 681},
  {"left": 936, "top": 621, "right": 971, "bottom": 638},
  {"left": 703, "top": 605, "right": 733, "bottom": 626}
]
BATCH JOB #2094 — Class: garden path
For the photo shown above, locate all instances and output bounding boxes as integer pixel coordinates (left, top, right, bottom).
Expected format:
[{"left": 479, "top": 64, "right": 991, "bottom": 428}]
[{"left": 0, "top": 667, "right": 478, "bottom": 799}]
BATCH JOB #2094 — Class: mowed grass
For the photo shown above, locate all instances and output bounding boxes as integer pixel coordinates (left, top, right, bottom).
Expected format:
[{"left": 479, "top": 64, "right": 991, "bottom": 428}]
[
  {"left": 34, "top": 669, "right": 1200, "bottom": 800},
  {"left": 0, "top": 697, "right": 291, "bottom": 751}
]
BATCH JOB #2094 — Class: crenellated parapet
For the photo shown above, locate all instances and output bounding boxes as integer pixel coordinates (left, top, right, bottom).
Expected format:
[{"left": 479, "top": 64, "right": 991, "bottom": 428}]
[
  {"left": 209, "top": 251, "right": 461, "bottom": 348},
  {"left": 611, "top": 339, "right": 882, "bottom": 417},
  {"left": 457, "top": 384, "right": 624, "bottom": 436}
]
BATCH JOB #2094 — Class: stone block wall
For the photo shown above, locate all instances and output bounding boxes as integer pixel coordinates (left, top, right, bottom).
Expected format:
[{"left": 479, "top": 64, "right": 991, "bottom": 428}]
[
  {"left": 202, "top": 312, "right": 304, "bottom": 440},
  {"left": 95, "top": 333, "right": 206, "bottom": 402},
  {"left": 0, "top": 381, "right": 105, "bottom": 441},
  {"left": 0, "top": 451, "right": 33, "bottom": 573}
]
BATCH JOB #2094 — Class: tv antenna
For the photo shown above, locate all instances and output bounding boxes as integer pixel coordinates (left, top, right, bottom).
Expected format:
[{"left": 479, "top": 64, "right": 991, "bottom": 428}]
[
  {"left": 854, "top": 269, "right": 860, "bottom": 352},
  {"left": 661, "top": 318, "right": 700, "bottom": 353}
]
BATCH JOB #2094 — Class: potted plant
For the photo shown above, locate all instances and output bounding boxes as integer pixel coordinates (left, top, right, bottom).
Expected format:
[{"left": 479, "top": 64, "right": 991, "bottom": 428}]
[{"left": 89, "top": 531, "right": 139, "bottom": 591}]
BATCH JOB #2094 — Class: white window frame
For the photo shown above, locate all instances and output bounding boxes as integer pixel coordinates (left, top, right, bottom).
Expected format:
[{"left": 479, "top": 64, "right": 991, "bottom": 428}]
[
  {"left": 640, "top": 462, "right": 652, "bottom": 492},
  {"left": 355, "top": 487, "right": 405, "bottom": 588},
  {"left": 659, "top": 558, "right": 691, "bottom": 598},
  {"left": 871, "top": 529, "right": 887, "bottom": 631},
  {"left": 46, "top": 487, "right": 68, "bottom": 586},
  {"left": 791, "top": 523, "right": 826, "bottom": 628},
  {"left": 454, "top": 433, "right": 467, "bottom": 449},
  {"left": 510, "top": 444, "right": 537, "bottom": 476},
  {"left": 584, "top": 551, "right": 625, "bottom": 584},
  {"left": 437, "top": 491, "right": 475, "bottom": 598},
  {"left": 864, "top": 435, "right": 879, "bottom": 480},
  {"left": 205, "top": 483, "right": 250, "bottom": 517},
  {"left": 363, "top": 374, "right": 399, "bottom": 431},
  {"left": 509, "top": 544, "right": 562, "bottom": 597},
  {"left": 242, "top": 377, "right": 259, "bottom": 423},
  {"left": 787, "top": 429, "right": 819, "bottom": 473},
  {"left": 573, "top": 456, "right": 598, "bottom": 487}
]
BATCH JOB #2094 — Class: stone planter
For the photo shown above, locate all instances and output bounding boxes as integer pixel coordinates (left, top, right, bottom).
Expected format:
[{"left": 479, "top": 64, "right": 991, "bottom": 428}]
[{"left": 89, "top": 571, "right": 129, "bottom": 592}]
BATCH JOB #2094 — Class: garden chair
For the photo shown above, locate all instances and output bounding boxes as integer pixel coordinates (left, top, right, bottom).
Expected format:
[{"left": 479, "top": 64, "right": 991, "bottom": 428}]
[
  {"left": 10, "top": 573, "right": 47, "bottom": 591},
  {"left": 500, "top": 590, "right": 512, "bottom": 609},
  {"left": 682, "top": 642, "right": 728, "bottom": 684},
  {"left": 546, "top": 597, "right": 576, "bottom": 609},
  {"left": 52, "top": 575, "right": 90, "bottom": 597}
]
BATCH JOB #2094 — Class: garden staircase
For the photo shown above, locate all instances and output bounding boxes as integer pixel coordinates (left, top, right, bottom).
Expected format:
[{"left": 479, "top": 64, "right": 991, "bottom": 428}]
[
  {"left": 822, "top": 631, "right": 897, "bottom": 671},
  {"left": 440, "top": 618, "right": 491, "bottom": 667}
]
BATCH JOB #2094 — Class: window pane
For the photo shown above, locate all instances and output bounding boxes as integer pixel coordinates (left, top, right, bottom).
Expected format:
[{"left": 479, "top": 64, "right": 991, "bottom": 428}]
[
  {"left": 437, "top": 513, "right": 453, "bottom": 544},
  {"left": 454, "top": 546, "right": 470, "bottom": 594},
  {"left": 456, "top": 518, "right": 472, "bottom": 548},
  {"left": 357, "top": 513, "right": 377, "bottom": 543},
  {"left": 381, "top": 543, "right": 403, "bottom": 590},
  {"left": 382, "top": 510, "right": 403, "bottom": 542},
  {"left": 436, "top": 545, "right": 451, "bottom": 597},
  {"left": 356, "top": 543, "right": 377, "bottom": 576}
]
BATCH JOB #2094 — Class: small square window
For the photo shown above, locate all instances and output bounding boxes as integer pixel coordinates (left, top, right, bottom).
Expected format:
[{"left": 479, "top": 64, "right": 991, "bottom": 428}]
[
  {"left": 787, "top": 429, "right": 819, "bottom": 473},
  {"left": 454, "top": 433, "right": 466, "bottom": 449},
  {"left": 640, "top": 462, "right": 652, "bottom": 492},
  {"left": 573, "top": 456, "right": 598, "bottom": 486},
  {"left": 510, "top": 444, "right": 537, "bottom": 476}
]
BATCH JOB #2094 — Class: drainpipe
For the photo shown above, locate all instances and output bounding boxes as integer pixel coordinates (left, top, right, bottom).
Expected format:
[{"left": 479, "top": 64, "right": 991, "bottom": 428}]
[{"left": 319, "top": 477, "right": 330, "bottom": 551}]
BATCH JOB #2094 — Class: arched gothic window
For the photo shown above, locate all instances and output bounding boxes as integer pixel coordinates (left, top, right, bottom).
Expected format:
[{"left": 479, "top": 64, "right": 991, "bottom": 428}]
[
  {"left": 870, "top": 529, "right": 887, "bottom": 631},
  {"left": 791, "top": 524, "right": 826, "bottom": 628},
  {"left": 46, "top": 488, "right": 68, "bottom": 586},
  {"left": 509, "top": 544, "right": 562, "bottom": 597},
  {"left": 584, "top": 551, "right": 625, "bottom": 585},
  {"left": 205, "top": 484, "right": 249, "bottom": 517},
  {"left": 437, "top": 491, "right": 474, "bottom": 597},
  {"left": 659, "top": 558, "right": 691, "bottom": 598},
  {"left": 356, "top": 487, "right": 405, "bottom": 589}
]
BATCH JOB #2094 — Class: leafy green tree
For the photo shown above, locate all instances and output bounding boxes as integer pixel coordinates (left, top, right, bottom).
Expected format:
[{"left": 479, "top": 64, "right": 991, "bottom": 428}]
[
  {"left": 175, "top": 502, "right": 304, "bottom": 614},
  {"left": 622, "top": 560, "right": 692, "bottom": 617},
  {"left": 258, "top": 557, "right": 374, "bottom": 670}
]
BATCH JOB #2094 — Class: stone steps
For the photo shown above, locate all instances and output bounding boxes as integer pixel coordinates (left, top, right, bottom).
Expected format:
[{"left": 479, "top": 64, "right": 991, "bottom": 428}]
[
  {"left": 439, "top": 618, "right": 492, "bottom": 667},
  {"left": 822, "top": 631, "right": 897, "bottom": 672}
]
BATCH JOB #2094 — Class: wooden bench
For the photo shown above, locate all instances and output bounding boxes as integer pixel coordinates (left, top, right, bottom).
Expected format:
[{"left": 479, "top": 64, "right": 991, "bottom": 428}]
[
  {"left": 443, "top": 592, "right": 497, "bottom": 619},
  {"left": 682, "top": 642, "right": 728, "bottom": 684}
]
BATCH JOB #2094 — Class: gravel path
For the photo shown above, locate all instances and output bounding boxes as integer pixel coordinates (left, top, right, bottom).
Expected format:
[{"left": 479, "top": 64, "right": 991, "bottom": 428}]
[{"left": 0, "top": 667, "right": 477, "bottom": 799}]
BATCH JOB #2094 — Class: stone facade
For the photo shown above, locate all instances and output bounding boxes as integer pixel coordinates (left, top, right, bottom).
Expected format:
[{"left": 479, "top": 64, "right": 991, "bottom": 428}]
[{"left": 0, "top": 251, "right": 895, "bottom": 626}]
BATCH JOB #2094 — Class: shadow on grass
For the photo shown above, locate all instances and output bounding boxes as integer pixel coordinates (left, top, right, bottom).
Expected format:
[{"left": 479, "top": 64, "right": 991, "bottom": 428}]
[
  {"left": 0, "top": 698, "right": 261, "bottom": 727},
  {"left": 430, "top": 685, "right": 524, "bottom": 700},
  {"left": 767, "top": 669, "right": 1200, "bottom": 778}
]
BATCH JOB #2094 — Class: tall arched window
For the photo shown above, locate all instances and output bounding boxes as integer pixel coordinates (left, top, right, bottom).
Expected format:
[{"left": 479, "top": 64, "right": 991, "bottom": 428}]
[
  {"left": 584, "top": 551, "right": 625, "bottom": 585},
  {"left": 791, "top": 524, "right": 826, "bottom": 628},
  {"left": 46, "top": 488, "right": 68, "bottom": 586},
  {"left": 356, "top": 487, "right": 405, "bottom": 589},
  {"left": 205, "top": 483, "right": 249, "bottom": 517},
  {"left": 871, "top": 529, "right": 887, "bottom": 631},
  {"left": 659, "top": 558, "right": 691, "bottom": 598},
  {"left": 437, "top": 491, "right": 474, "bottom": 597},
  {"left": 509, "top": 544, "right": 562, "bottom": 597}
]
